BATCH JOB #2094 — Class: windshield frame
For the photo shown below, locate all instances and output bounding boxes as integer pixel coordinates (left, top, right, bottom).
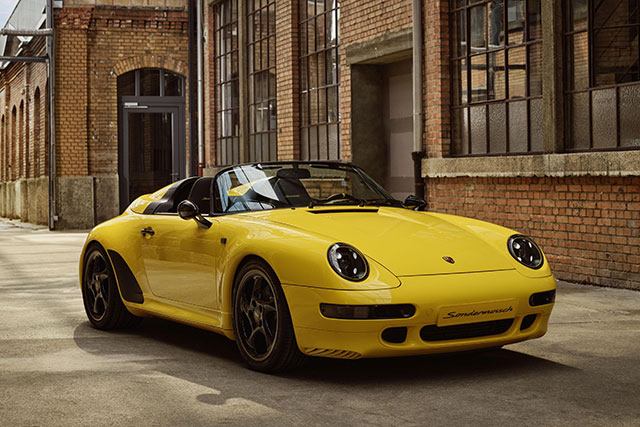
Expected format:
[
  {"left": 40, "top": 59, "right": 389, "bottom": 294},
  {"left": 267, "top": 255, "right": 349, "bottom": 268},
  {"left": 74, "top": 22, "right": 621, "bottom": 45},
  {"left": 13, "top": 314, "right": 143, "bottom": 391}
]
[{"left": 211, "top": 161, "right": 397, "bottom": 215}]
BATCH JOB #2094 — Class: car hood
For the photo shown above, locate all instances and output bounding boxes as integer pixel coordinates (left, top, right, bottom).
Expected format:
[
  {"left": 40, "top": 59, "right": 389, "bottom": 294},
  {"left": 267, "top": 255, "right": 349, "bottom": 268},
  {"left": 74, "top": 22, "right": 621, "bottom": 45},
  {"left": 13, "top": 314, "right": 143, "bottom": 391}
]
[{"left": 257, "top": 207, "right": 514, "bottom": 277}]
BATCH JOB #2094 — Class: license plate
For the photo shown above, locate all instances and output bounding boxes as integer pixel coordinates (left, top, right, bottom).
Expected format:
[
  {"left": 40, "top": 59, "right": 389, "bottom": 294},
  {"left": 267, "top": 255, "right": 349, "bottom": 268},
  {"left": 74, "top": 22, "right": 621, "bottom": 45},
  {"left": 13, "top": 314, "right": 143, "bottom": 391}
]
[{"left": 437, "top": 300, "right": 518, "bottom": 326}]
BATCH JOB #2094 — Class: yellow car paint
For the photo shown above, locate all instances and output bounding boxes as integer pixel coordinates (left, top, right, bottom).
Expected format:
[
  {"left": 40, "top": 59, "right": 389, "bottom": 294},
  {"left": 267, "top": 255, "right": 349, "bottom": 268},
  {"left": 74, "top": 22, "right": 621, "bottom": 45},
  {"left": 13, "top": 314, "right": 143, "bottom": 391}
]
[{"left": 80, "top": 183, "right": 555, "bottom": 359}]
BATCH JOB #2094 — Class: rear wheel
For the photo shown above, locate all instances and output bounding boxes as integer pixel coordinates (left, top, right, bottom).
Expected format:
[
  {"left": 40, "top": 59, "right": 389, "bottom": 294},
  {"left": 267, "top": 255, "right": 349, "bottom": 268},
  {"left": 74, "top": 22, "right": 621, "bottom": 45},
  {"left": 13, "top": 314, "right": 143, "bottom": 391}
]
[
  {"left": 232, "top": 260, "right": 305, "bottom": 373},
  {"left": 82, "top": 244, "right": 140, "bottom": 330}
]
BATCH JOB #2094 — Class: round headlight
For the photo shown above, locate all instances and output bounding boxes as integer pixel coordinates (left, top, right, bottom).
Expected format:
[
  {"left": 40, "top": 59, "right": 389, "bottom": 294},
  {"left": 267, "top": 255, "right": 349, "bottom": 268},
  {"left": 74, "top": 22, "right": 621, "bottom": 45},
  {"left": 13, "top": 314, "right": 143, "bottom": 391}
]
[
  {"left": 508, "top": 235, "right": 544, "bottom": 269},
  {"left": 327, "top": 243, "right": 369, "bottom": 282}
]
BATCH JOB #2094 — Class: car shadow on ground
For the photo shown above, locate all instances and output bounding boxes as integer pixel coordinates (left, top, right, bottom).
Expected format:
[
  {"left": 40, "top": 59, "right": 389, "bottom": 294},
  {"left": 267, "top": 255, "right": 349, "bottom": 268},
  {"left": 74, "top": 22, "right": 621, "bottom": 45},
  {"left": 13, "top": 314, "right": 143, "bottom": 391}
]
[{"left": 73, "top": 316, "right": 575, "bottom": 386}]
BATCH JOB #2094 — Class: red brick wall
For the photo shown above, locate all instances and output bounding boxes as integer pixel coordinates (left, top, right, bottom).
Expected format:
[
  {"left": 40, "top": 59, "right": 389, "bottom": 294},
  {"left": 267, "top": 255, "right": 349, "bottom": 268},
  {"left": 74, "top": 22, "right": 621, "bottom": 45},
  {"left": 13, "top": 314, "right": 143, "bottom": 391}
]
[
  {"left": 427, "top": 176, "right": 640, "bottom": 290},
  {"left": 85, "top": 7, "right": 189, "bottom": 176},
  {"left": 55, "top": 7, "right": 91, "bottom": 177},
  {"left": 0, "top": 39, "right": 49, "bottom": 182}
]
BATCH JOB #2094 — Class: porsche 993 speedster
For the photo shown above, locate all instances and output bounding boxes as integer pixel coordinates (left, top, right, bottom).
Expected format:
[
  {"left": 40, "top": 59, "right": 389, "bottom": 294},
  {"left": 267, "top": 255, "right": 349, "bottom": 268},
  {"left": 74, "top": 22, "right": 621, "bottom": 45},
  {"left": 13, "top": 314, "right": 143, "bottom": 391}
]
[{"left": 80, "top": 162, "right": 556, "bottom": 372}]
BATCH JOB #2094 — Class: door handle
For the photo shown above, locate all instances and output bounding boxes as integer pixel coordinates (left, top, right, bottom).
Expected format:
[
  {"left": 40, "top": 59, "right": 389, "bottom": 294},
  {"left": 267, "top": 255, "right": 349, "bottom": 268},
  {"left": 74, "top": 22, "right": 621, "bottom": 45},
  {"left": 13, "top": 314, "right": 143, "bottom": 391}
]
[{"left": 141, "top": 227, "right": 155, "bottom": 237}]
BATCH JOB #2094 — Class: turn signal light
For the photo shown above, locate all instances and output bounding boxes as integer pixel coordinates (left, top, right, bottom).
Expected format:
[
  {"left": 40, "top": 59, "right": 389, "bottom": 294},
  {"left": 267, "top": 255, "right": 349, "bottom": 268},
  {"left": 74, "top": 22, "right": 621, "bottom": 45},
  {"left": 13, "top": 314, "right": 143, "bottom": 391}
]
[
  {"left": 320, "top": 303, "right": 416, "bottom": 320},
  {"left": 529, "top": 290, "right": 556, "bottom": 307}
]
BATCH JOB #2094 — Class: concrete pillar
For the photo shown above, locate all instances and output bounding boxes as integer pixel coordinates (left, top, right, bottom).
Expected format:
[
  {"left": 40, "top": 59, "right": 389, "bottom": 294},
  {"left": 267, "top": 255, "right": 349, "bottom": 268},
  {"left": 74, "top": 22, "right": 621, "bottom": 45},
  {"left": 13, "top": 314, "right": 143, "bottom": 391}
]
[{"left": 542, "top": 0, "right": 564, "bottom": 153}]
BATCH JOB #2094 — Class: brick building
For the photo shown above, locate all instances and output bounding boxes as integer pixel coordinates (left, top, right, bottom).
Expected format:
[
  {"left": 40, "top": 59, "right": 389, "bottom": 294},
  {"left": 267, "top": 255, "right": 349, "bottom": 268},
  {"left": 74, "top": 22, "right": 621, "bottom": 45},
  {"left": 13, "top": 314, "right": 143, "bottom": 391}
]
[{"left": 0, "top": 0, "right": 638, "bottom": 290}]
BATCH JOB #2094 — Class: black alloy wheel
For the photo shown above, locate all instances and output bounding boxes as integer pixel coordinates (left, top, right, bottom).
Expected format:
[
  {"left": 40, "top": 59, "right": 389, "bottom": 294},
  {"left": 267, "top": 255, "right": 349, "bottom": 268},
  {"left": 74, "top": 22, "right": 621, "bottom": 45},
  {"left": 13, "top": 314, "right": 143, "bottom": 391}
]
[
  {"left": 82, "top": 244, "right": 140, "bottom": 330},
  {"left": 232, "top": 260, "right": 305, "bottom": 372}
]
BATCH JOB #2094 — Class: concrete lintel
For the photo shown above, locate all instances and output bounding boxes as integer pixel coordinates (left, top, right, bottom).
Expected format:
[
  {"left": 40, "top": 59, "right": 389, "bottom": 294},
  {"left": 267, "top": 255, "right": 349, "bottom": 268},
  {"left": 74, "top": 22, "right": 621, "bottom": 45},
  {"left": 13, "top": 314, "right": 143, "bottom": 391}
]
[
  {"left": 423, "top": 151, "right": 640, "bottom": 178},
  {"left": 346, "top": 29, "right": 412, "bottom": 65}
]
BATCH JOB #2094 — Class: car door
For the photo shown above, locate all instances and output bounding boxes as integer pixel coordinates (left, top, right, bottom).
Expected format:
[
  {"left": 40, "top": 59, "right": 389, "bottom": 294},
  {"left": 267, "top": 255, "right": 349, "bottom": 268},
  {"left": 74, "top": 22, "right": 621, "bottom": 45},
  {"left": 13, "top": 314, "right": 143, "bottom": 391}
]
[{"left": 139, "top": 178, "right": 222, "bottom": 309}]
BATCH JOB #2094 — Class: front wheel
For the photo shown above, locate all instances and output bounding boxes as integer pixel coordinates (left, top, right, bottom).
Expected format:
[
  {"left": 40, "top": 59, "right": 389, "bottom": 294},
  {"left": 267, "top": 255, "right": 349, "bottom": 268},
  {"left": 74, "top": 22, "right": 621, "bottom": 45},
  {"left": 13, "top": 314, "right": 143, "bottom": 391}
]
[
  {"left": 82, "top": 244, "right": 140, "bottom": 330},
  {"left": 232, "top": 260, "right": 305, "bottom": 373}
]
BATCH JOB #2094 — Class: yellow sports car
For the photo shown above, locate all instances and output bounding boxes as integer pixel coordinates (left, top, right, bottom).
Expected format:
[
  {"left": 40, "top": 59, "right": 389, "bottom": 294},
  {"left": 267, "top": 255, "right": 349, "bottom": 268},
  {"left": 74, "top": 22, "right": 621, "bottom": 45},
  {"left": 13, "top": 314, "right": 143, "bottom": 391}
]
[{"left": 80, "top": 162, "right": 555, "bottom": 372}]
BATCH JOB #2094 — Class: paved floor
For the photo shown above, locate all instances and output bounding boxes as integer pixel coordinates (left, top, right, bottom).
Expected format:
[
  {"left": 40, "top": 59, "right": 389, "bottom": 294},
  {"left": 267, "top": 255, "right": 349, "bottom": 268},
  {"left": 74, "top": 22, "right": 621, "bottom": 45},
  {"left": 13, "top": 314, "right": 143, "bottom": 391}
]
[{"left": 1, "top": 218, "right": 639, "bottom": 427}]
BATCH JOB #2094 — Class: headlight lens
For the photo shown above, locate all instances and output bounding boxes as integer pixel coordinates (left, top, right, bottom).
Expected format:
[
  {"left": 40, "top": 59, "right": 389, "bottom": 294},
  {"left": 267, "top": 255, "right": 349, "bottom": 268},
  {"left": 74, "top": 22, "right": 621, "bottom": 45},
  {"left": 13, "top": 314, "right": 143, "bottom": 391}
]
[
  {"left": 327, "top": 243, "right": 369, "bottom": 281},
  {"left": 508, "top": 235, "right": 544, "bottom": 269}
]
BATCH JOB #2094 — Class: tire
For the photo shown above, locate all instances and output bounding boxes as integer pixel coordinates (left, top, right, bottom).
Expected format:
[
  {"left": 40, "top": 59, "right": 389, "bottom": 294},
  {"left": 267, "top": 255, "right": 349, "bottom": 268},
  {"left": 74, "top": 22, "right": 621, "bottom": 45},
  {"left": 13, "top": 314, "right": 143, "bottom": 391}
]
[
  {"left": 82, "top": 244, "right": 141, "bottom": 330},
  {"left": 232, "top": 259, "right": 306, "bottom": 373}
]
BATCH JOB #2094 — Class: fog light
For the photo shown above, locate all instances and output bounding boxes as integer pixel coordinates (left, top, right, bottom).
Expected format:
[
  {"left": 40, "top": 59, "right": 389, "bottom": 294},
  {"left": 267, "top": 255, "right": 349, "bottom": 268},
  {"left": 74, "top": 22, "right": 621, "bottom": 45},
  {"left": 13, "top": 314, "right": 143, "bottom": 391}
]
[
  {"left": 319, "top": 303, "right": 416, "bottom": 320},
  {"left": 529, "top": 290, "right": 556, "bottom": 307},
  {"left": 382, "top": 327, "right": 407, "bottom": 344},
  {"left": 520, "top": 314, "right": 537, "bottom": 330}
]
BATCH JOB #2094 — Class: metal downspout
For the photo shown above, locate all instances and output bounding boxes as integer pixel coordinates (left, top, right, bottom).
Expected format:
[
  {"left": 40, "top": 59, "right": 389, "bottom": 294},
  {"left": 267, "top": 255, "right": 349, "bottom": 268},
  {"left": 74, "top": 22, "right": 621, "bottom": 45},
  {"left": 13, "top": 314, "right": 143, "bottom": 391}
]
[
  {"left": 196, "top": 0, "right": 204, "bottom": 176},
  {"left": 412, "top": 0, "right": 426, "bottom": 201},
  {"left": 46, "top": 0, "right": 56, "bottom": 230},
  {"left": 188, "top": 0, "right": 197, "bottom": 176}
]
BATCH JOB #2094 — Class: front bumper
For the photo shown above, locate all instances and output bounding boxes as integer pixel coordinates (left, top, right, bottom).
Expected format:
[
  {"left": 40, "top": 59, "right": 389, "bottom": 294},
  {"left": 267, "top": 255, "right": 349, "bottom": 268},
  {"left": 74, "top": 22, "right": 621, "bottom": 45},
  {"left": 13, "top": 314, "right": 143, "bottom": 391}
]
[{"left": 282, "top": 270, "right": 555, "bottom": 359}]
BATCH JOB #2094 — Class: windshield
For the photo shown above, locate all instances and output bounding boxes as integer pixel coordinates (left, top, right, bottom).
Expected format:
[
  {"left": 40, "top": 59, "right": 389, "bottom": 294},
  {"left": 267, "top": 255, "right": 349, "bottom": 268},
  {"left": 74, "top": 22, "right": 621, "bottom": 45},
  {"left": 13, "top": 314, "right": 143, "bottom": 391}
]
[{"left": 214, "top": 163, "right": 396, "bottom": 213}]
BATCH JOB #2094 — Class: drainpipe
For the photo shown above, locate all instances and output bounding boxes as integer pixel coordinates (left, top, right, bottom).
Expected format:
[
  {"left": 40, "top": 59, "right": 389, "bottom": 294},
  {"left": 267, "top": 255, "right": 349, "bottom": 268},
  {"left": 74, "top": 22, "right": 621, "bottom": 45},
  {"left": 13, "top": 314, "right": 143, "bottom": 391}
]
[
  {"left": 196, "top": 0, "right": 204, "bottom": 176},
  {"left": 188, "top": 0, "right": 197, "bottom": 177},
  {"left": 412, "top": 0, "right": 426, "bottom": 202},
  {"left": 46, "top": 0, "right": 56, "bottom": 230}
]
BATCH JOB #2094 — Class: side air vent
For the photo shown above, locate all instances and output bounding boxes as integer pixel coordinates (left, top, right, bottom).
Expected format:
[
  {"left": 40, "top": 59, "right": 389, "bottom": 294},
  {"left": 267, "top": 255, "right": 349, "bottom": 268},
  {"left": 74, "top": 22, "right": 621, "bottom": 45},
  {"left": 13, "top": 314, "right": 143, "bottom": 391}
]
[
  {"left": 304, "top": 348, "right": 362, "bottom": 359},
  {"left": 107, "top": 250, "right": 144, "bottom": 303}
]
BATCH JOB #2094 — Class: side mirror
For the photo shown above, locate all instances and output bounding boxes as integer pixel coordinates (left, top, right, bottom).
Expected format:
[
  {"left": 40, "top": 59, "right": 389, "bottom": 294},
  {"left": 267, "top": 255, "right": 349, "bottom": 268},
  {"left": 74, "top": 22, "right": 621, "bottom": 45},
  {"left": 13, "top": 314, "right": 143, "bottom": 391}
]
[
  {"left": 403, "top": 194, "right": 427, "bottom": 211},
  {"left": 177, "top": 200, "right": 212, "bottom": 229}
]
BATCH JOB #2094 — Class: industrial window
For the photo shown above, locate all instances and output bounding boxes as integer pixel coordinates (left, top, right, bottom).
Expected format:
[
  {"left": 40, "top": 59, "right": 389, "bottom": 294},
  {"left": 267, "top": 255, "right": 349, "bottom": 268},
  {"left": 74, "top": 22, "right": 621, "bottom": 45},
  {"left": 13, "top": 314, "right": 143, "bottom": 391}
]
[
  {"left": 247, "top": 0, "right": 277, "bottom": 162},
  {"left": 214, "top": 0, "right": 278, "bottom": 166},
  {"left": 214, "top": 0, "right": 240, "bottom": 165},
  {"left": 299, "top": 0, "right": 341, "bottom": 160},
  {"left": 565, "top": 0, "right": 640, "bottom": 150},
  {"left": 116, "top": 68, "right": 184, "bottom": 98},
  {"left": 450, "top": 0, "right": 543, "bottom": 155}
]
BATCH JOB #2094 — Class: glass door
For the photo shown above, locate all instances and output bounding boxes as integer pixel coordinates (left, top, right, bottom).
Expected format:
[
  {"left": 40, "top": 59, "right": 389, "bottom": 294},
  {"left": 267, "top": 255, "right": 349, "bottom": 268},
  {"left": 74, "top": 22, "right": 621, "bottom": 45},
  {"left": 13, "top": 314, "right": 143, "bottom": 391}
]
[{"left": 121, "top": 106, "right": 181, "bottom": 207}]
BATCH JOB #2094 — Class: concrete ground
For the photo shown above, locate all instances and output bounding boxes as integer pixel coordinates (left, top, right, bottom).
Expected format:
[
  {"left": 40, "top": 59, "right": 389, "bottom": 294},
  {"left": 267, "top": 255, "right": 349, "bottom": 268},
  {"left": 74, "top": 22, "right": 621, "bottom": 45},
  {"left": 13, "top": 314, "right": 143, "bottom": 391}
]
[{"left": 1, "top": 218, "right": 639, "bottom": 427}]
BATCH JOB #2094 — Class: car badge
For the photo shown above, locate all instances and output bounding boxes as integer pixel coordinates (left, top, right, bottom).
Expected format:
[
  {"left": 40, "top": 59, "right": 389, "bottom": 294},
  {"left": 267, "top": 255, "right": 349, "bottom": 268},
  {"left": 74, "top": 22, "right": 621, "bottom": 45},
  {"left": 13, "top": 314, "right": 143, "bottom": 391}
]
[{"left": 442, "top": 256, "right": 455, "bottom": 264}]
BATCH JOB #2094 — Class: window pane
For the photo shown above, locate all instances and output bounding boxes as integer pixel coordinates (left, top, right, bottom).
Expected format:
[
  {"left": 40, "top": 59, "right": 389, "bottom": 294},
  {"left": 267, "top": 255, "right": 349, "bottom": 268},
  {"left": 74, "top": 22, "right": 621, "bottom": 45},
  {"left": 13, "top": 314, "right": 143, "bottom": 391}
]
[
  {"left": 453, "top": 59, "right": 468, "bottom": 105},
  {"left": 328, "top": 123, "right": 339, "bottom": 160},
  {"left": 471, "top": 54, "right": 487, "bottom": 101},
  {"left": 470, "top": 105, "right": 487, "bottom": 154},
  {"left": 567, "top": 0, "right": 588, "bottom": 32},
  {"left": 527, "top": 0, "right": 542, "bottom": 40},
  {"left": 453, "top": 10, "right": 467, "bottom": 58},
  {"left": 592, "top": 89, "right": 617, "bottom": 149},
  {"left": 594, "top": 0, "right": 639, "bottom": 28},
  {"left": 117, "top": 71, "right": 135, "bottom": 97},
  {"left": 470, "top": 4, "right": 487, "bottom": 51},
  {"left": 140, "top": 69, "right": 160, "bottom": 96},
  {"left": 488, "top": 50, "right": 505, "bottom": 100},
  {"left": 528, "top": 43, "right": 542, "bottom": 97},
  {"left": 620, "top": 84, "right": 640, "bottom": 148},
  {"left": 508, "top": 100, "right": 527, "bottom": 152},
  {"left": 489, "top": 103, "right": 507, "bottom": 153},
  {"left": 508, "top": 46, "right": 526, "bottom": 98},
  {"left": 507, "top": 0, "right": 524, "bottom": 45},
  {"left": 488, "top": 1, "right": 503, "bottom": 48},
  {"left": 453, "top": 108, "right": 469, "bottom": 155},
  {"left": 567, "top": 32, "right": 589, "bottom": 91},
  {"left": 567, "top": 92, "right": 590, "bottom": 150},
  {"left": 164, "top": 71, "right": 183, "bottom": 97},
  {"left": 594, "top": 28, "right": 640, "bottom": 86},
  {"left": 530, "top": 98, "right": 543, "bottom": 151}
]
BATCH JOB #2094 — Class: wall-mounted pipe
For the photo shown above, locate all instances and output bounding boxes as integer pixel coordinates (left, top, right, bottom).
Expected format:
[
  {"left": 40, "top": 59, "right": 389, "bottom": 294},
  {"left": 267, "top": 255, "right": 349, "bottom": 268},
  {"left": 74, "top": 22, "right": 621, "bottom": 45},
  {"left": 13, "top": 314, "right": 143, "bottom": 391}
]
[
  {"left": 46, "top": 0, "right": 56, "bottom": 230},
  {"left": 188, "top": 0, "right": 197, "bottom": 176},
  {"left": 412, "top": 0, "right": 426, "bottom": 202},
  {"left": 197, "top": 0, "right": 204, "bottom": 176}
]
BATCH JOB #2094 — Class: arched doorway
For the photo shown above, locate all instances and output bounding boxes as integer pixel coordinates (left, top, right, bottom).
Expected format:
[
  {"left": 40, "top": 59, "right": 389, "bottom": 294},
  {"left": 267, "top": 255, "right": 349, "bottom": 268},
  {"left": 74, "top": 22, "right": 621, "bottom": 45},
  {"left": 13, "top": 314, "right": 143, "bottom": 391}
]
[{"left": 117, "top": 68, "right": 186, "bottom": 210}]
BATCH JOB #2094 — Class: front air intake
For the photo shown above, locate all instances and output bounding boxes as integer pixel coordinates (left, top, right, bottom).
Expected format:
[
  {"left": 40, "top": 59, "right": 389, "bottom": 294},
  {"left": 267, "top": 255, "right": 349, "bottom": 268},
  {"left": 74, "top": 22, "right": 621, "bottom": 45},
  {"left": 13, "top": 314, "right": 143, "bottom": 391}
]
[{"left": 420, "top": 319, "right": 513, "bottom": 342}]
